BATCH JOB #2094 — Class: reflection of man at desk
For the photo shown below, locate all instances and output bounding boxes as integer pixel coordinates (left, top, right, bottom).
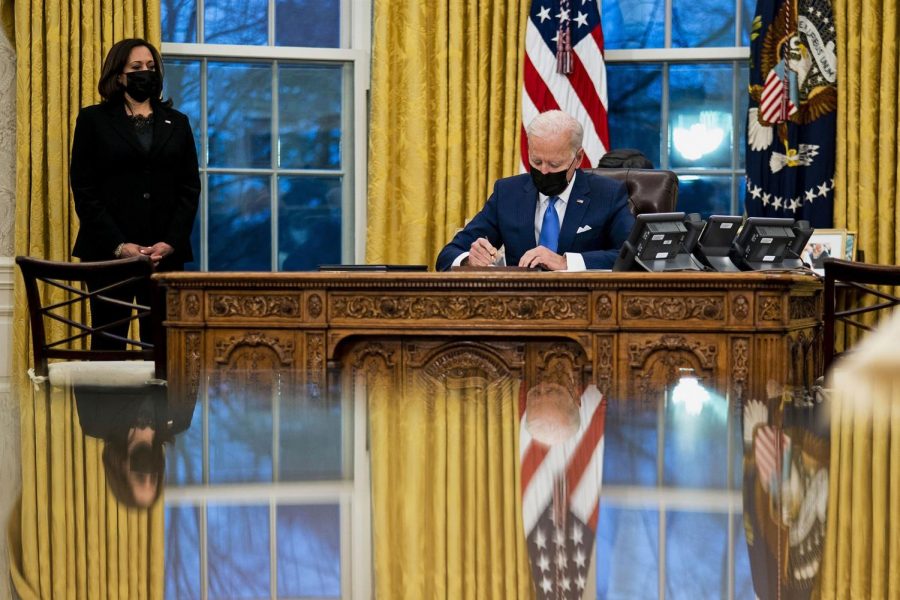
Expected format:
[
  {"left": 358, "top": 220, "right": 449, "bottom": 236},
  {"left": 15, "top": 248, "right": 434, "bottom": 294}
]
[{"left": 435, "top": 110, "right": 634, "bottom": 271}]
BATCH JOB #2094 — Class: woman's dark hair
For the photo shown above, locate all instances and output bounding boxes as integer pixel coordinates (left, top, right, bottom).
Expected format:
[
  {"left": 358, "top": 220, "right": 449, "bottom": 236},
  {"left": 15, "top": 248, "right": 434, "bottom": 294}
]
[
  {"left": 102, "top": 433, "right": 166, "bottom": 508},
  {"left": 98, "top": 38, "right": 170, "bottom": 105}
]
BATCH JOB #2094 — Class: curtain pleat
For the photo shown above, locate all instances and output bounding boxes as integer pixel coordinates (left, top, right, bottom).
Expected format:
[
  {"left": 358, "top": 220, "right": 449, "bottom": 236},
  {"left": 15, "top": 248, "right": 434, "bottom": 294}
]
[
  {"left": 366, "top": 0, "right": 531, "bottom": 266},
  {"left": 2, "top": 0, "right": 164, "bottom": 598},
  {"left": 833, "top": 0, "right": 899, "bottom": 265},
  {"left": 368, "top": 370, "right": 532, "bottom": 599},
  {"left": 821, "top": 313, "right": 900, "bottom": 599}
]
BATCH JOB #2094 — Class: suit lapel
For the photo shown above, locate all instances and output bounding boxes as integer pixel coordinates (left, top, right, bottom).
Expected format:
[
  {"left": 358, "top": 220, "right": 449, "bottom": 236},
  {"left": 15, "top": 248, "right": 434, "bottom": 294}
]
[
  {"left": 521, "top": 177, "right": 540, "bottom": 246},
  {"left": 557, "top": 171, "right": 591, "bottom": 253},
  {"left": 106, "top": 102, "right": 147, "bottom": 155},
  {"left": 149, "top": 103, "right": 176, "bottom": 158}
]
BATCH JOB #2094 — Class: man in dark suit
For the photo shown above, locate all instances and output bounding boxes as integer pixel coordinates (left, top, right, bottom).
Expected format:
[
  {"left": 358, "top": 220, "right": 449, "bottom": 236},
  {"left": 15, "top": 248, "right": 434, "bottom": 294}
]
[{"left": 436, "top": 110, "right": 634, "bottom": 271}]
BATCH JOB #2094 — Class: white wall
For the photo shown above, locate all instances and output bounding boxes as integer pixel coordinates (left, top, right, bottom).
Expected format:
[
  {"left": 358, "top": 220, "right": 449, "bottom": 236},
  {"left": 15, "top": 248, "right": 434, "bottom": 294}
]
[{"left": 0, "top": 22, "right": 19, "bottom": 600}]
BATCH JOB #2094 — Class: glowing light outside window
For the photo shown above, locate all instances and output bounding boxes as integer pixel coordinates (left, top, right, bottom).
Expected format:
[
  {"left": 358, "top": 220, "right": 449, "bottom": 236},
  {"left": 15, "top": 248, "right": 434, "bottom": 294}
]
[
  {"left": 672, "top": 111, "right": 731, "bottom": 161},
  {"left": 671, "top": 369, "right": 711, "bottom": 416}
]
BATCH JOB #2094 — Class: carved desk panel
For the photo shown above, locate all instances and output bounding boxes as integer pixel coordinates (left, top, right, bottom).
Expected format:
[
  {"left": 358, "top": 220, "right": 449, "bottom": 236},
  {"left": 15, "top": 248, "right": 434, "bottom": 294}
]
[{"left": 156, "top": 271, "right": 822, "bottom": 404}]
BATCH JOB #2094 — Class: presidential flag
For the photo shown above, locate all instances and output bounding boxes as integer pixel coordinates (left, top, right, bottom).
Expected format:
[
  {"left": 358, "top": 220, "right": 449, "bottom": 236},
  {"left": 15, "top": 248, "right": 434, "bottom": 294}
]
[
  {"left": 520, "top": 383, "right": 607, "bottom": 599},
  {"left": 522, "top": 0, "right": 610, "bottom": 170},
  {"left": 746, "top": 0, "right": 837, "bottom": 227}
]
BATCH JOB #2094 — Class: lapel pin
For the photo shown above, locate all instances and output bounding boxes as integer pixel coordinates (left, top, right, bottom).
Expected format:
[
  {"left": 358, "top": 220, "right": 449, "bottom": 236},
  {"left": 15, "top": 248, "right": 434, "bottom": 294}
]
[
  {"left": 576, "top": 198, "right": 584, "bottom": 204},
  {"left": 164, "top": 119, "right": 172, "bottom": 124}
]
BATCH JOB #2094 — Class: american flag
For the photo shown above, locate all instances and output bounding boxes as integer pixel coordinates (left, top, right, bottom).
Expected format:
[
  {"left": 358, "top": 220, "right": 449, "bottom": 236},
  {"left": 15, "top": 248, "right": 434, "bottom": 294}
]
[
  {"left": 522, "top": 0, "right": 610, "bottom": 170},
  {"left": 753, "top": 424, "right": 791, "bottom": 494},
  {"left": 520, "top": 384, "right": 607, "bottom": 599}
]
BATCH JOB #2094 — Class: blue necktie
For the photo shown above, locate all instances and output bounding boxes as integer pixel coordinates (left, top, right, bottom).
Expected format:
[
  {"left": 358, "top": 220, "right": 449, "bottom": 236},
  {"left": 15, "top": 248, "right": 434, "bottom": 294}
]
[{"left": 538, "top": 196, "right": 560, "bottom": 252}]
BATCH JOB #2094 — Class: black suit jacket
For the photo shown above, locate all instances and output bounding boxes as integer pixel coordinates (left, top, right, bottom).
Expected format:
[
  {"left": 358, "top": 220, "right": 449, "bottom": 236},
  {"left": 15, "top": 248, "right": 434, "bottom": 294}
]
[{"left": 70, "top": 99, "right": 201, "bottom": 265}]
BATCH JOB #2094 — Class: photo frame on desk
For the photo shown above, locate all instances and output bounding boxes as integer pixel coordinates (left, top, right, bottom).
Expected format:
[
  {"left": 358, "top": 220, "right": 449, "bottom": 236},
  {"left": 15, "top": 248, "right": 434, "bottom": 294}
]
[
  {"left": 801, "top": 228, "right": 847, "bottom": 272},
  {"left": 845, "top": 231, "right": 858, "bottom": 261}
]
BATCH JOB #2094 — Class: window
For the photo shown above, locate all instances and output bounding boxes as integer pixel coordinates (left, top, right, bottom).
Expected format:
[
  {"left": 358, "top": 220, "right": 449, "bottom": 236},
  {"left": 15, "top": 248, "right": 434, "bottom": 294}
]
[
  {"left": 162, "top": 0, "right": 369, "bottom": 272},
  {"left": 603, "top": 0, "right": 753, "bottom": 218},
  {"left": 161, "top": 2, "right": 370, "bottom": 598}
]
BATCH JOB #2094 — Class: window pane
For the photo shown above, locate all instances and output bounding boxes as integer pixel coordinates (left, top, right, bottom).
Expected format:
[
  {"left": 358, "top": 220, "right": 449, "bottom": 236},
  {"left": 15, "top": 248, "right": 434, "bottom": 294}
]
[
  {"left": 207, "top": 505, "right": 270, "bottom": 599},
  {"left": 162, "top": 0, "right": 198, "bottom": 43},
  {"left": 277, "top": 505, "right": 342, "bottom": 597},
  {"left": 606, "top": 63, "right": 662, "bottom": 168},
  {"left": 740, "top": 0, "right": 756, "bottom": 46},
  {"left": 663, "top": 384, "right": 730, "bottom": 488},
  {"left": 278, "top": 176, "right": 342, "bottom": 271},
  {"left": 665, "top": 511, "right": 729, "bottom": 599},
  {"left": 205, "top": 0, "right": 268, "bottom": 45},
  {"left": 677, "top": 176, "right": 733, "bottom": 218},
  {"left": 166, "top": 398, "right": 203, "bottom": 485},
  {"left": 165, "top": 506, "right": 202, "bottom": 600},
  {"left": 276, "top": 0, "right": 341, "bottom": 48},
  {"left": 278, "top": 380, "right": 345, "bottom": 479},
  {"left": 669, "top": 63, "right": 734, "bottom": 170},
  {"left": 279, "top": 63, "right": 343, "bottom": 170},
  {"left": 672, "top": 0, "right": 736, "bottom": 47},
  {"left": 208, "top": 374, "right": 274, "bottom": 483},
  {"left": 165, "top": 59, "right": 202, "bottom": 158},
  {"left": 603, "top": 399, "right": 658, "bottom": 486},
  {"left": 208, "top": 61, "right": 272, "bottom": 168},
  {"left": 208, "top": 174, "right": 272, "bottom": 271},
  {"left": 596, "top": 507, "right": 659, "bottom": 598},
  {"left": 601, "top": 0, "right": 664, "bottom": 49}
]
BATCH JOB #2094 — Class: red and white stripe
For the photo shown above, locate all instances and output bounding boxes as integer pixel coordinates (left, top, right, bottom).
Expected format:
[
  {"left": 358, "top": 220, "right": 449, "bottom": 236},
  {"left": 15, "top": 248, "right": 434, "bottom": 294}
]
[
  {"left": 520, "top": 385, "right": 607, "bottom": 535},
  {"left": 759, "top": 69, "right": 797, "bottom": 124},
  {"left": 521, "top": 11, "right": 610, "bottom": 171}
]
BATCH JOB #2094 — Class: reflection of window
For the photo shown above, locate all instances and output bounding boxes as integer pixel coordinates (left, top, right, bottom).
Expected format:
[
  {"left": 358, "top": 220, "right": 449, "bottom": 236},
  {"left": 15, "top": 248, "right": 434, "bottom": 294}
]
[{"left": 603, "top": 0, "right": 751, "bottom": 218}]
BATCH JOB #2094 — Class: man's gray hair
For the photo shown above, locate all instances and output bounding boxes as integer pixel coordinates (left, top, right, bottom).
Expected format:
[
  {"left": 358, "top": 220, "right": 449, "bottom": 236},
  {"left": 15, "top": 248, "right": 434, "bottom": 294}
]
[{"left": 526, "top": 110, "right": 584, "bottom": 154}]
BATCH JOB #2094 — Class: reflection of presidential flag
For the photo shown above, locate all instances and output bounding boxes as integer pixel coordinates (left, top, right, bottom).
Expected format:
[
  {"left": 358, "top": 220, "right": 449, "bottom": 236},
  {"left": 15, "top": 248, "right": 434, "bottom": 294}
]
[
  {"left": 745, "top": 0, "right": 837, "bottom": 227},
  {"left": 522, "top": 0, "right": 610, "bottom": 170},
  {"left": 520, "top": 385, "right": 606, "bottom": 599}
]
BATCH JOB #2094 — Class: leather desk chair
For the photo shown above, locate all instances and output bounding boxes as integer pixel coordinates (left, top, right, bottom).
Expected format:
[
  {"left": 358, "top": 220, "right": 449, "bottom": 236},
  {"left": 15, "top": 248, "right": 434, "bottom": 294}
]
[{"left": 585, "top": 168, "right": 679, "bottom": 215}]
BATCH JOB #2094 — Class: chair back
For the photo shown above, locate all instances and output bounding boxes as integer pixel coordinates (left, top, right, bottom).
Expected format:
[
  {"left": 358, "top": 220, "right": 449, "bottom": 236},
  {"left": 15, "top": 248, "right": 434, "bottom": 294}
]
[
  {"left": 15, "top": 256, "right": 161, "bottom": 377},
  {"left": 585, "top": 168, "right": 678, "bottom": 215},
  {"left": 823, "top": 257, "right": 900, "bottom": 371}
]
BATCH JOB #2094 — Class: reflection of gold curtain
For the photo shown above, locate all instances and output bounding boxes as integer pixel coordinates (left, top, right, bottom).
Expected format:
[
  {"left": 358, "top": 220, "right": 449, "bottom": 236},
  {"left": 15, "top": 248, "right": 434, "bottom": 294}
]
[
  {"left": 832, "top": 0, "right": 898, "bottom": 264},
  {"left": 820, "top": 312, "right": 900, "bottom": 598},
  {"left": 368, "top": 369, "right": 532, "bottom": 598},
  {"left": 366, "top": 0, "right": 531, "bottom": 266},
  {"left": 7, "top": 385, "right": 165, "bottom": 599},
  {"left": 1, "top": 1, "right": 163, "bottom": 597}
]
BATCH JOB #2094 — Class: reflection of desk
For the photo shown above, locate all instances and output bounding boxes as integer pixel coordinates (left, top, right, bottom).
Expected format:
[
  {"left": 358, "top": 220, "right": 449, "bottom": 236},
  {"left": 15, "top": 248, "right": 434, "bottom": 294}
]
[{"left": 156, "top": 271, "right": 822, "bottom": 403}]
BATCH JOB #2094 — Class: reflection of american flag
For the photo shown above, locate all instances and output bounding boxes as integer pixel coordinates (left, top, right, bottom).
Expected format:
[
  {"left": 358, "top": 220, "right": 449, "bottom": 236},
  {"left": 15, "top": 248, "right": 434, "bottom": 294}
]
[
  {"left": 520, "top": 385, "right": 607, "bottom": 599},
  {"left": 754, "top": 424, "right": 791, "bottom": 493},
  {"left": 522, "top": 0, "right": 610, "bottom": 170}
]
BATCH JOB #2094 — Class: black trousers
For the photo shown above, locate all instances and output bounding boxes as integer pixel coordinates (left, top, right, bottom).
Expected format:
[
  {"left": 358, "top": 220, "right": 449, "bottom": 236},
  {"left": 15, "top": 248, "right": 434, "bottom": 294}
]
[{"left": 86, "top": 264, "right": 178, "bottom": 351}]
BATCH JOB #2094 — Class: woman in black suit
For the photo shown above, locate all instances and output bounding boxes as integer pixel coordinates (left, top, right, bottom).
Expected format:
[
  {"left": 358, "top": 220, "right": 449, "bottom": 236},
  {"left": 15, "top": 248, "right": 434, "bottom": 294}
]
[{"left": 70, "top": 38, "right": 200, "bottom": 349}]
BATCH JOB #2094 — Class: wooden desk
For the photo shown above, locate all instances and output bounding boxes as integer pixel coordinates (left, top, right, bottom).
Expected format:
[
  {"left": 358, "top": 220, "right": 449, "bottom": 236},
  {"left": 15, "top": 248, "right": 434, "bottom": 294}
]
[{"left": 155, "top": 271, "right": 822, "bottom": 404}]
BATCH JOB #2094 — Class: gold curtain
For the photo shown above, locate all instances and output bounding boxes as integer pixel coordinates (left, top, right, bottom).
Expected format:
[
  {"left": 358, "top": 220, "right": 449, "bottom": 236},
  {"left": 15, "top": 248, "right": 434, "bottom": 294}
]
[
  {"left": 367, "top": 367, "right": 532, "bottom": 598},
  {"left": 832, "top": 0, "right": 899, "bottom": 264},
  {"left": 366, "top": 0, "right": 532, "bottom": 266},
  {"left": 1, "top": 0, "right": 163, "bottom": 597},
  {"left": 820, "top": 311, "right": 900, "bottom": 599}
]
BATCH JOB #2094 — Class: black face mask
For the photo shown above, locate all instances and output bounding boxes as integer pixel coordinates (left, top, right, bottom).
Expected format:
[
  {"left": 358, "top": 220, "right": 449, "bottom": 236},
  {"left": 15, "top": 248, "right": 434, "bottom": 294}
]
[
  {"left": 529, "top": 155, "right": 579, "bottom": 196},
  {"left": 124, "top": 70, "right": 161, "bottom": 103}
]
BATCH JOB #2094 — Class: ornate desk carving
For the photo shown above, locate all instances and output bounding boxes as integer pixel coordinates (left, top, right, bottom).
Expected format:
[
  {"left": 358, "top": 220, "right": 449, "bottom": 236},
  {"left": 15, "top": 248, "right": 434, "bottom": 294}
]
[{"left": 156, "top": 271, "right": 822, "bottom": 404}]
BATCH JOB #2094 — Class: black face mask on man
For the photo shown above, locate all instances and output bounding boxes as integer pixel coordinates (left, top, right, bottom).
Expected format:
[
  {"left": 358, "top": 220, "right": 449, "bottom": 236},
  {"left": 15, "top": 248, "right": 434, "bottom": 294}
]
[
  {"left": 529, "top": 154, "right": 579, "bottom": 196},
  {"left": 124, "top": 70, "right": 161, "bottom": 103}
]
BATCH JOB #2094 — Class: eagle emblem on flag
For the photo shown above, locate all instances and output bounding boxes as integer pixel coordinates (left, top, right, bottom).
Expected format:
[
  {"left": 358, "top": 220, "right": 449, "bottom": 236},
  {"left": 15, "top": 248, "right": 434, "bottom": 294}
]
[
  {"left": 746, "top": 0, "right": 837, "bottom": 226},
  {"left": 520, "top": 383, "right": 607, "bottom": 599}
]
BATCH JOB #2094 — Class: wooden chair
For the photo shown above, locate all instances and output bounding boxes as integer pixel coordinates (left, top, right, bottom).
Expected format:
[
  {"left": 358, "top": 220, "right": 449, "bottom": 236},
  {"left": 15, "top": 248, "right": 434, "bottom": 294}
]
[
  {"left": 16, "top": 255, "right": 166, "bottom": 386},
  {"left": 823, "top": 257, "right": 900, "bottom": 371}
]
